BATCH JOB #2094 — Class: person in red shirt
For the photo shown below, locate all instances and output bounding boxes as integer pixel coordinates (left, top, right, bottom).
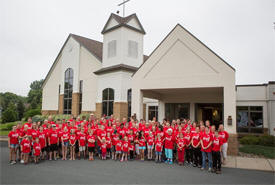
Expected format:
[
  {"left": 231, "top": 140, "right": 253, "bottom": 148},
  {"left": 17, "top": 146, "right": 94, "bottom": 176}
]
[
  {"left": 184, "top": 127, "right": 192, "bottom": 164},
  {"left": 212, "top": 131, "right": 223, "bottom": 174},
  {"left": 78, "top": 129, "right": 86, "bottom": 160},
  {"left": 38, "top": 126, "right": 47, "bottom": 160},
  {"left": 69, "top": 129, "right": 77, "bottom": 160},
  {"left": 121, "top": 136, "right": 129, "bottom": 162},
  {"left": 112, "top": 132, "right": 119, "bottom": 160},
  {"left": 48, "top": 125, "right": 59, "bottom": 160},
  {"left": 101, "top": 137, "right": 107, "bottom": 160},
  {"left": 138, "top": 131, "right": 146, "bottom": 161},
  {"left": 33, "top": 137, "right": 41, "bottom": 164},
  {"left": 191, "top": 126, "right": 201, "bottom": 167},
  {"left": 106, "top": 132, "right": 112, "bottom": 159},
  {"left": 147, "top": 132, "right": 154, "bottom": 160},
  {"left": 115, "top": 136, "right": 123, "bottom": 160},
  {"left": 218, "top": 124, "right": 229, "bottom": 164},
  {"left": 200, "top": 126, "right": 213, "bottom": 171},
  {"left": 129, "top": 141, "right": 135, "bottom": 160},
  {"left": 155, "top": 133, "right": 163, "bottom": 163},
  {"left": 177, "top": 132, "right": 185, "bottom": 165},
  {"left": 61, "top": 127, "right": 70, "bottom": 160},
  {"left": 21, "top": 136, "right": 31, "bottom": 164},
  {"left": 164, "top": 128, "right": 175, "bottom": 164},
  {"left": 87, "top": 129, "right": 96, "bottom": 161},
  {"left": 8, "top": 126, "right": 19, "bottom": 164}
]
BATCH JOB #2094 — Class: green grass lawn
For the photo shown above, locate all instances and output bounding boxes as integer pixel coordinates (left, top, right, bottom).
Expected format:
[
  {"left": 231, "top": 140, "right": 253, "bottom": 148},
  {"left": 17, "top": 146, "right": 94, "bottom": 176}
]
[
  {"left": 239, "top": 145, "right": 275, "bottom": 159},
  {"left": 0, "top": 130, "right": 9, "bottom": 136},
  {"left": 0, "top": 121, "right": 18, "bottom": 136}
]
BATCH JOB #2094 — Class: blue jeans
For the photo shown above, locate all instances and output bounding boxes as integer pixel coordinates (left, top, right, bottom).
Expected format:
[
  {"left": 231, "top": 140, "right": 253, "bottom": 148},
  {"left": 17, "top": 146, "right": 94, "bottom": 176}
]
[
  {"left": 202, "top": 151, "right": 212, "bottom": 169},
  {"left": 165, "top": 149, "right": 173, "bottom": 159}
]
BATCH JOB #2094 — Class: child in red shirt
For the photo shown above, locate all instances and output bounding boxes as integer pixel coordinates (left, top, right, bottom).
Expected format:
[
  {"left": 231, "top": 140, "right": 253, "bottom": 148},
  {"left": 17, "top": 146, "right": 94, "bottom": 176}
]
[
  {"left": 112, "top": 132, "right": 119, "bottom": 160},
  {"left": 61, "top": 127, "right": 70, "bottom": 160},
  {"left": 129, "top": 141, "right": 135, "bottom": 160},
  {"left": 121, "top": 136, "right": 129, "bottom": 162},
  {"left": 212, "top": 131, "right": 223, "bottom": 174},
  {"left": 101, "top": 137, "right": 107, "bottom": 160},
  {"left": 78, "top": 129, "right": 86, "bottom": 160},
  {"left": 21, "top": 136, "right": 31, "bottom": 164},
  {"left": 191, "top": 126, "right": 201, "bottom": 167},
  {"left": 87, "top": 129, "right": 96, "bottom": 161},
  {"left": 69, "top": 129, "right": 77, "bottom": 160},
  {"left": 184, "top": 127, "right": 192, "bottom": 164},
  {"left": 115, "top": 136, "right": 122, "bottom": 160},
  {"left": 177, "top": 132, "right": 185, "bottom": 165},
  {"left": 106, "top": 132, "right": 112, "bottom": 159},
  {"left": 147, "top": 132, "right": 154, "bottom": 160},
  {"left": 164, "top": 128, "right": 174, "bottom": 164},
  {"left": 138, "top": 131, "right": 146, "bottom": 161},
  {"left": 33, "top": 137, "right": 41, "bottom": 164},
  {"left": 155, "top": 134, "right": 163, "bottom": 163}
]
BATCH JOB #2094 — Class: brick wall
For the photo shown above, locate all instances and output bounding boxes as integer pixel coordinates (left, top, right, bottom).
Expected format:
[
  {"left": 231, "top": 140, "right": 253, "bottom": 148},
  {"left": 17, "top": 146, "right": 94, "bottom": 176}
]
[
  {"left": 41, "top": 110, "right": 58, "bottom": 115},
  {"left": 58, "top": 94, "right": 64, "bottom": 114},
  {"left": 114, "top": 102, "right": 128, "bottom": 122},
  {"left": 227, "top": 134, "right": 239, "bottom": 155},
  {"left": 72, "top": 93, "right": 80, "bottom": 116},
  {"left": 95, "top": 103, "right": 102, "bottom": 119}
]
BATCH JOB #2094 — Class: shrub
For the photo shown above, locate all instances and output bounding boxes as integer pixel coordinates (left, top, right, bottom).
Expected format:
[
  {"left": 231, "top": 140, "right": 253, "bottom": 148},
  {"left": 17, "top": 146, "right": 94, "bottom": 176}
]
[
  {"left": 5, "top": 122, "right": 18, "bottom": 131},
  {"left": 259, "top": 135, "right": 275, "bottom": 147},
  {"left": 239, "top": 136, "right": 260, "bottom": 145},
  {"left": 23, "top": 109, "right": 41, "bottom": 120},
  {"left": 1, "top": 103, "right": 18, "bottom": 123}
]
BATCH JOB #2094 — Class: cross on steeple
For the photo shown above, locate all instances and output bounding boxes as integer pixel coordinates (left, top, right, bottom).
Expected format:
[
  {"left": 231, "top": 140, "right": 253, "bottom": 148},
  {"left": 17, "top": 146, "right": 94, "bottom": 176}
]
[{"left": 118, "top": 0, "right": 130, "bottom": 17}]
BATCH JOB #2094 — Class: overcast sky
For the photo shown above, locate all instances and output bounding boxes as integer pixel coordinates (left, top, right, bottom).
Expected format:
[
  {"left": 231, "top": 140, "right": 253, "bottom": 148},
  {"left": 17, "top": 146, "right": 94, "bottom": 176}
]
[{"left": 0, "top": 0, "right": 274, "bottom": 96}]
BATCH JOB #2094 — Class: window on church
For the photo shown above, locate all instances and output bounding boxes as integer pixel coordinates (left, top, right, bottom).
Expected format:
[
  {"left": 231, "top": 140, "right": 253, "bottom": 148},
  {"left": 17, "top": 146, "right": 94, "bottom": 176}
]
[
  {"left": 102, "top": 88, "right": 114, "bottom": 116},
  {"left": 64, "top": 68, "right": 73, "bottom": 115},
  {"left": 128, "top": 40, "right": 138, "bottom": 58},
  {"left": 148, "top": 106, "right": 158, "bottom": 121},
  {"left": 108, "top": 40, "right": 116, "bottom": 58},
  {"left": 79, "top": 80, "right": 83, "bottom": 114},
  {"left": 127, "top": 89, "right": 132, "bottom": 119}
]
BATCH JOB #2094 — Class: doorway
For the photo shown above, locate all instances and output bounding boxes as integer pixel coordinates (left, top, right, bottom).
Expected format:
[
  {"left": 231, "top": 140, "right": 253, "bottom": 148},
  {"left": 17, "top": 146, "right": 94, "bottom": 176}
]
[{"left": 165, "top": 103, "right": 190, "bottom": 121}]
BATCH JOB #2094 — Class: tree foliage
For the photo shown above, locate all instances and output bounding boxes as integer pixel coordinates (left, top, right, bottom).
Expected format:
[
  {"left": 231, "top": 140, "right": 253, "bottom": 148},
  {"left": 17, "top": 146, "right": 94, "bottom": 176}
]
[
  {"left": 1, "top": 102, "right": 18, "bottom": 123},
  {"left": 27, "top": 79, "right": 43, "bottom": 109}
]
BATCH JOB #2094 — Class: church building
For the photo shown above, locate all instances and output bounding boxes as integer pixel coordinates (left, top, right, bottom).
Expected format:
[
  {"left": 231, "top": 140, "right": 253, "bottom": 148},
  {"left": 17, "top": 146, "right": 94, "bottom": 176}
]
[{"left": 42, "top": 13, "right": 275, "bottom": 155}]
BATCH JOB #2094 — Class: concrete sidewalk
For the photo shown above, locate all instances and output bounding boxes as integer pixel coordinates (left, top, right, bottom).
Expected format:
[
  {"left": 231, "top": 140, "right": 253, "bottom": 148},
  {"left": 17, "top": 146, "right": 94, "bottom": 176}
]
[
  {"left": 0, "top": 136, "right": 274, "bottom": 172},
  {"left": 223, "top": 156, "right": 275, "bottom": 172}
]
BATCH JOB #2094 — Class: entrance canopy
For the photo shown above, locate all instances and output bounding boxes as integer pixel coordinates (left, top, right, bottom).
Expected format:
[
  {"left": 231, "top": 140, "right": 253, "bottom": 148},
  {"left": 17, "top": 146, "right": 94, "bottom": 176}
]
[{"left": 132, "top": 24, "right": 236, "bottom": 133}]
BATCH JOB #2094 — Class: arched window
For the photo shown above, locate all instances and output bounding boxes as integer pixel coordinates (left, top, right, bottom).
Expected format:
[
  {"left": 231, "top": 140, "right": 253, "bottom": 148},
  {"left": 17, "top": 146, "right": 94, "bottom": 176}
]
[
  {"left": 64, "top": 68, "right": 73, "bottom": 114},
  {"left": 127, "top": 89, "right": 132, "bottom": 119},
  {"left": 102, "top": 88, "right": 114, "bottom": 116}
]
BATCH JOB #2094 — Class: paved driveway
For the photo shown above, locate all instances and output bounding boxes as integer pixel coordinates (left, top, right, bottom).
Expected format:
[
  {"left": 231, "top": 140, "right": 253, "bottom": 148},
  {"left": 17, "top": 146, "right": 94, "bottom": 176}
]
[{"left": 0, "top": 141, "right": 274, "bottom": 184}]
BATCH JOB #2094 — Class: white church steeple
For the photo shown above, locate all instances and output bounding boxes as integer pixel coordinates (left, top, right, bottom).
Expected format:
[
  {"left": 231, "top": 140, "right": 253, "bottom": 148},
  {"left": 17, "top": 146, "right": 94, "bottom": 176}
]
[{"left": 101, "top": 13, "right": 146, "bottom": 68}]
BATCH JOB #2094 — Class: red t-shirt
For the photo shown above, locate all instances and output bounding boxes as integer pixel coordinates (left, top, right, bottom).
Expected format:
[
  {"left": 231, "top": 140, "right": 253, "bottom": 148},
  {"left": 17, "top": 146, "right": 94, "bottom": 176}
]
[
  {"left": 164, "top": 135, "right": 174, "bottom": 149},
  {"left": 143, "top": 128, "right": 150, "bottom": 138},
  {"left": 21, "top": 139, "right": 31, "bottom": 153},
  {"left": 101, "top": 143, "right": 107, "bottom": 153},
  {"left": 177, "top": 138, "right": 185, "bottom": 151},
  {"left": 212, "top": 137, "right": 223, "bottom": 152},
  {"left": 33, "top": 143, "right": 41, "bottom": 156},
  {"left": 129, "top": 144, "right": 135, "bottom": 151},
  {"left": 201, "top": 133, "right": 213, "bottom": 152},
  {"left": 128, "top": 134, "right": 135, "bottom": 143},
  {"left": 69, "top": 134, "right": 77, "bottom": 145},
  {"left": 31, "top": 129, "right": 39, "bottom": 140},
  {"left": 118, "top": 128, "right": 126, "bottom": 137},
  {"left": 139, "top": 137, "right": 146, "bottom": 147},
  {"left": 8, "top": 131, "right": 19, "bottom": 144},
  {"left": 122, "top": 141, "right": 129, "bottom": 152},
  {"left": 87, "top": 135, "right": 96, "bottom": 147},
  {"left": 106, "top": 137, "right": 112, "bottom": 148},
  {"left": 155, "top": 139, "right": 163, "bottom": 152},
  {"left": 105, "top": 126, "right": 113, "bottom": 134},
  {"left": 218, "top": 131, "right": 229, "bottom": 144},
  {"left": 49, "top": 130, "right": 59, "bottom": 144},
  {"left": 115, "top": 140, "right": 122, "bottom": 151},
  {"left": 78, "top": 133, "right": 86, "bottom": 146},
  {"left": 112, "top": 135, "right": 119, "bottom": 146},
  {"left": 184, "top": 133, "right": 192, "bottom": 146},
  {"left": 38, "top": 131, "right": 46, "bottom": 148},
  {"left": 192, "top": 133, "right": 200, "bottom": 147},
  {"left": 147, "top": 136, "right": 154, "bottom": 146},
  {"left": 62, "top": 132, "right": 70, "bottom": 142},
  {"left": 97, "top": 130, "right": 106, "bottom": 146}
]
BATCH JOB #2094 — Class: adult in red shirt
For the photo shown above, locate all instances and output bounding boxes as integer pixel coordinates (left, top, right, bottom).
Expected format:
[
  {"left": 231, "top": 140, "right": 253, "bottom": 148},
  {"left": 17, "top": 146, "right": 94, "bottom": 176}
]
[
  {"left": 69, "top": 129, "right": 77, "bottom": 160},
  {"left": 23, "top": 117, "right": 32, "bottom": 130},
  {"left": 48, "top": 125, "right": 59, "bottom": 160},
  {"left": 38, "top": 126, "right": 47, "bottom": 160},
  {"left": 218, "top": 124, "right": 229, "bottom": 164},
  {"left": 191, "top": 126, "right": 201, "bottom": 167},
  {"left": 8, "top": 126, "right": 19, "bottom": 164},
  {"left": 177, "top": 132, "right": 185, "bottom": 165},
  {"left": 147, "top": 132, "right": 154, "bottom": 160},
  {"left": 212, "top": 131, "right": 223, "bottom": 174},
  {"left": 184, "top": 128, "right": 192, "bottom": 164},
  {"left": 200, "top": 127, "right": 213, "bottom": 171},
  {"left": 164, "top": 128, "right": 175, "bottom": 164}
]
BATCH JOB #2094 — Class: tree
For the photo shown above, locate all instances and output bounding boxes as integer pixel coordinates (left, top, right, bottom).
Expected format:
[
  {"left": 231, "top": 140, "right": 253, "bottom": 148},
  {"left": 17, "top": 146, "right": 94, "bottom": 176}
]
[
  {"left": 27, "top": 79, "right": 43, "bottom": 109},
  {"left": 2, "top": 102, "right": 18, "bottom": 123},
  {"left": 17, "top": 99, "right": 25, "bottom": 120}
]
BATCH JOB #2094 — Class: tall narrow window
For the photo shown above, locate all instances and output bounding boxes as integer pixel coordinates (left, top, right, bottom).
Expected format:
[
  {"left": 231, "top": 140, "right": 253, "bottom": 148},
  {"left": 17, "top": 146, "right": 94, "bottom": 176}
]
[
  {"left": 108, "top": 40, "right": 116, "bottom": 58},
  {"left": 64, "top": 68, "right": 73, "bottom": 114},
  {"left": 79, "top": 80, "right": 83, "bottom": 114},
  {"left": 127, "top": 89, "right": 132, "bottom": 118},
  {"left": 128, "top": 40, "right": 138, "bottom": 58},
  {"left": 148, "top": 106, "right": 158, "bottom": 121},
  {"left": 102, "top": 88, "right": 114, "bottom": 116}
]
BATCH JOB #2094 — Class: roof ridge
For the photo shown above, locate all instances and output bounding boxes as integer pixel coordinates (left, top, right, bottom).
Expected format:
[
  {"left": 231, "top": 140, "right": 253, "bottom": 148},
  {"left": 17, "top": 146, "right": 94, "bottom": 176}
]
[{"left": 70, "top": 33, "right": 103, "bottom": 44}]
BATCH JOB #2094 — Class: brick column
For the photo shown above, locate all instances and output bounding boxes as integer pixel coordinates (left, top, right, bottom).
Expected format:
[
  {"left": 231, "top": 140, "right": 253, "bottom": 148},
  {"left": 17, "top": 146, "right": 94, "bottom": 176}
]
[
  {"left": 143, "top": 103, "right": 146, "bottom": 120},
  {"left": 58, "top": 94, "right": 64, "bottom": 114},
  {"left": 72, "top": 93, "right": 80, "bottom": 117},
  {"left": 227, "top": 134, "right": 239, "bottom": 156},
  {"left": 95, "top": 103, "right": 102, "bottom": 119},
  {"left": 114, "top": 102, "right": 128, "bottom": 122}
]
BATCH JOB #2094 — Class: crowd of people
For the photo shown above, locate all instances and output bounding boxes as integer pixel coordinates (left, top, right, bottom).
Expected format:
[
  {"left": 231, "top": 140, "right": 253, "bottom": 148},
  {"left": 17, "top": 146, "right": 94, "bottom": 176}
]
[{"left": 8, "top": 114, "right": 229, "bottom": 174}]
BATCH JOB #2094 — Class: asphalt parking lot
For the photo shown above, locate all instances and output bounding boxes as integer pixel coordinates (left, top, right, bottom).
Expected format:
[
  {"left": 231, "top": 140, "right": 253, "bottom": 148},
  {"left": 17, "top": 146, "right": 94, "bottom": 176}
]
[{"left": 0, "top": 141, "right": 274, "bottom": 184}]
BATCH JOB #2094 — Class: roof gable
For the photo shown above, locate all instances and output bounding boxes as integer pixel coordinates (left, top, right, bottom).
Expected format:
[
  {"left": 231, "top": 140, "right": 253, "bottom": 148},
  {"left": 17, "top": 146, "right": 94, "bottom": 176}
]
[{"left": 101, "top": 13, "right": 146, "bottom": 34}]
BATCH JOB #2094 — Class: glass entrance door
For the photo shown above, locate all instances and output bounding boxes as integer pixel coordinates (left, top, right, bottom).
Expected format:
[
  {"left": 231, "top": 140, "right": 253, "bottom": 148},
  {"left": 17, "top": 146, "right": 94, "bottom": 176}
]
[{"left": 165, "top": 103, "right": 190, "bottom": 121}]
